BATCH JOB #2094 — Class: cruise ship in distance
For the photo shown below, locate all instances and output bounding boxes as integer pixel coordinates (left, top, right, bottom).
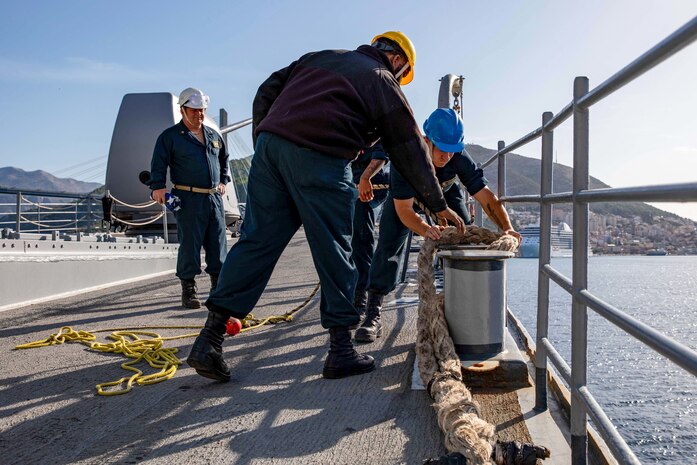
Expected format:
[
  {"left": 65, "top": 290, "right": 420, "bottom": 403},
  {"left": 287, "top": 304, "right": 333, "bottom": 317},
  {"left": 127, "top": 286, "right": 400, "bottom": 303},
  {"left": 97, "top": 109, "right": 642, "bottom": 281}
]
[{"left": 518, "top": 222, "right": 574, "bottom": 258}]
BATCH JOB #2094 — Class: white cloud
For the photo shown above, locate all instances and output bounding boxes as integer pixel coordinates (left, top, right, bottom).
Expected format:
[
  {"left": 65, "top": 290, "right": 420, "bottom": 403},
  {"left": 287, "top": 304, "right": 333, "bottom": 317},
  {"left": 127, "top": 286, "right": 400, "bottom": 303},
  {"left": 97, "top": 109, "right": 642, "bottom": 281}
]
[
  {"left": 0, "top": 56, "right": 171, "bottom": 83},
  {"left": 673, "top": 146, "right": 697, "bottom": 154}
]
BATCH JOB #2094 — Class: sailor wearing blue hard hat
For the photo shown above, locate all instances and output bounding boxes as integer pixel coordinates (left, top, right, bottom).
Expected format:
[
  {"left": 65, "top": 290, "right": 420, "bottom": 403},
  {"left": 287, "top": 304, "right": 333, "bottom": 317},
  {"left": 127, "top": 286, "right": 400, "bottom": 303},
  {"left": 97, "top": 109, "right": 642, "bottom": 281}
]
[
  {"left": 421, "top": 107, "right": 472, "bottom": 226},
  {"left": 354, "top": 108, "right": 521, "bottom": 343}
]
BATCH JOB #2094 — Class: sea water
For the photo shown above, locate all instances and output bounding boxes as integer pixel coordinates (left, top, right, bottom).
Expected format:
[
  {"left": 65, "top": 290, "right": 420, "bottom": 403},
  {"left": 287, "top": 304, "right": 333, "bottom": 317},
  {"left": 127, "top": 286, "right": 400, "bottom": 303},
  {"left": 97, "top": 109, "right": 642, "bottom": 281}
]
[{"left": 506, "top": 256, "right": 697, "bottom": 463}]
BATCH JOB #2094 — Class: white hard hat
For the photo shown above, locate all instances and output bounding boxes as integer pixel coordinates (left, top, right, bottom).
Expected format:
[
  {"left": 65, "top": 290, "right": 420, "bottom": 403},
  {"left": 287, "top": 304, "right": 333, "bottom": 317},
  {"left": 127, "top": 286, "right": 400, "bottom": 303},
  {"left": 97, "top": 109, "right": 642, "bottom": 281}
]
[{"left": 178, "top": 87, "right": 209, "bottom": 109}]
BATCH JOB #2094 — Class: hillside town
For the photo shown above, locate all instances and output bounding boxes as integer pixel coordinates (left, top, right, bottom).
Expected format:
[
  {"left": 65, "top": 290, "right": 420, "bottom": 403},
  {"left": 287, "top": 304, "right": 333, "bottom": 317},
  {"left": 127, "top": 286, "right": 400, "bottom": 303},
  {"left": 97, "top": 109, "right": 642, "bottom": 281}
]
[{"left": 509, "top": 208, "right": 697, "bottom": 255}]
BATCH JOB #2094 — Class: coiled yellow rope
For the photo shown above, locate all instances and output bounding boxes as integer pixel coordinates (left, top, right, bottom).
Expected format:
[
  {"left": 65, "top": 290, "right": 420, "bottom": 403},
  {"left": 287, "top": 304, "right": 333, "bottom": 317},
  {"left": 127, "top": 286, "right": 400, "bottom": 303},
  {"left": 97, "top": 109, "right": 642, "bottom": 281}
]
[{"left": 14, "top": 283, "right": 320, "bottom": 396}]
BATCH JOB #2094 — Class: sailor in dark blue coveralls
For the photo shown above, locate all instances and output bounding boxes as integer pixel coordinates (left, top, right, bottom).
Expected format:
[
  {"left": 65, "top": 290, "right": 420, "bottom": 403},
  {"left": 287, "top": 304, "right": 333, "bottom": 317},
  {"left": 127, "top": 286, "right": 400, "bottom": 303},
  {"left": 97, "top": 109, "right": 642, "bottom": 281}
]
[
  {"left": 186, "top": 32, "right": 465, "bottom": 383},
  {"left": 354, "top": 108, "right": 521, "bottom": 343},
  {"left": 351, "top": 143, "right": 390, "bottom": 314},
  {"left": 150, "top": 87, "right": 230, "bottom": 309}
]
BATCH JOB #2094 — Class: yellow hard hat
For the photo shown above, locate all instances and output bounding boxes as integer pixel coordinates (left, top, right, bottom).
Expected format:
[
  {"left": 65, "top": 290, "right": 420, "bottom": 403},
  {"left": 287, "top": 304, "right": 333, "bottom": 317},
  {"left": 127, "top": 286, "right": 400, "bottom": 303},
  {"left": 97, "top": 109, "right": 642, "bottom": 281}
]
[{"left": 371, "top": 31, "right": 415, "bottom": 85}]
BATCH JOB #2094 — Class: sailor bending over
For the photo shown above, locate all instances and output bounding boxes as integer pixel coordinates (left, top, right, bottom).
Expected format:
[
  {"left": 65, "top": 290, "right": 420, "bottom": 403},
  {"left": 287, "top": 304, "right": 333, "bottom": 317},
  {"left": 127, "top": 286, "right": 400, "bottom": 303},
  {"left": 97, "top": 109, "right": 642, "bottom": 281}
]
[{"left": 187, "top": 32, "right": 464, "bottom": 382}]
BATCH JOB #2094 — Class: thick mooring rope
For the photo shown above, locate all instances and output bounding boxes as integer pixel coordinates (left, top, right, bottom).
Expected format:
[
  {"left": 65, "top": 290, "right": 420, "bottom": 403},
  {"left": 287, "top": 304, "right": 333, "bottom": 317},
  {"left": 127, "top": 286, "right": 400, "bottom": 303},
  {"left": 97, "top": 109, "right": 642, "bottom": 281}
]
[{"left": 416, "top": 225, "right": 518, "bottom": 464}]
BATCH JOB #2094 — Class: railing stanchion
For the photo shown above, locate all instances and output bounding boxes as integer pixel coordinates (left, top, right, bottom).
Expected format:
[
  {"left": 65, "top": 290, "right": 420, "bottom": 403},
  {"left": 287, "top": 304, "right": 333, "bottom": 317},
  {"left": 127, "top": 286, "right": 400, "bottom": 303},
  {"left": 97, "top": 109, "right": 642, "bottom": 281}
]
[
  {"left": 535, "top": 111, "right": 554, "bottom": 411},
  {"left": 219, "top": 108, "right": 228, "bottom": 148},
  {"left": 497, "top": 140, "right": 506, "bottom": 202},
  {"left": 571, "top": 76, "right": 590, "bottom": 465},
  {"left": 87, "top": 196, "right": 93, "bottom": 234},
  {"left": 15, "top": 192, "right": 21, "bottom": 235},
  {"left": 162, "top": 205, "right": 168, "bottom": 244},
  {"left": 474, "top": 193, "right": 483, "bottom": 227},
  {"left": 399, "top": 231, "right": 413, "bottom": 284}
]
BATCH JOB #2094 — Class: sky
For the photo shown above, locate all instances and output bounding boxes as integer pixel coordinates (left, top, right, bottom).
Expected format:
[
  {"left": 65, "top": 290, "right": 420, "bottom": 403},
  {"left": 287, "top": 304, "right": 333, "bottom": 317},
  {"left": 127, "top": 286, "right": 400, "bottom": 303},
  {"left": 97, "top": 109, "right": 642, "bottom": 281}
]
[{"left": 0, "top": 0, "right": 696, "bottom": 220}]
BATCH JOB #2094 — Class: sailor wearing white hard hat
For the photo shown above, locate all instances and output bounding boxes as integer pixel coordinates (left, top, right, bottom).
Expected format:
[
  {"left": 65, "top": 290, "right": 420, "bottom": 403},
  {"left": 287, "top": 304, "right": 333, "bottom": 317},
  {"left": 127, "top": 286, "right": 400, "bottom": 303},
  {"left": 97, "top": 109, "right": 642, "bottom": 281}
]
[
  {"left": 178, "top": 87, "right": 210, "bottom": 108},
  {"left": 150, "top": 87, "right": 230, "bottom": 309}
]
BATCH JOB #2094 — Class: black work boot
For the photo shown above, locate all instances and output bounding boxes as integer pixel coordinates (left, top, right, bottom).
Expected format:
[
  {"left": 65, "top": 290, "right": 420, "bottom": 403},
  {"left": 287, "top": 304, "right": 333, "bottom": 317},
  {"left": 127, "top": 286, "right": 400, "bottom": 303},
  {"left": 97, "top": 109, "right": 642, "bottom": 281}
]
[
  {"left": 354, "top": 292, "right": 383, "bottom": 343},
  {"left": 210, "top": 274, "right": 219, "bottom": 291},
  {"left": 353, "top": 288, "right": 368, "bottom": 315},
  {"left": 186, "top": 311, "right": 231, "bottom": 382},
  {"left": 492, "top": 440, "right": 551, "bottom": 464},
  {"left": 181, "top": 279, "right": 201, "bottom": 309},
  {"left": 322, "top": 327, "right": 375, "bottom": 379},
  {"left": 348, "top": 288, "right": 368, "bottom": 330}
]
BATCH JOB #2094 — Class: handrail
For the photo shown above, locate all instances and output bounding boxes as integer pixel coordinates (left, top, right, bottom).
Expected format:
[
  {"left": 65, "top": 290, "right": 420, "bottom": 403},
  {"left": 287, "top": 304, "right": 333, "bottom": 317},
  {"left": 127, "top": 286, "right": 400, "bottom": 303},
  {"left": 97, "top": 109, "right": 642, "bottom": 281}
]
[
  {"left": 577, "top": 16, "right": 697, "bottom": 109},
  {"left": 20, "top": 196, "right": 80, "bottom": 210},
  {"left": 577, "top": 387, "right": 641, "bottom": 465},
  {"left": 575, "top": 182, "right": 697, "bottom": 203},
  {"left": 541, "top": 264, "right": 572, "bottom": 294},
  {"left": 505, "top": 181, "right": 697, "bottom": 204},
  {"left": 577, "top": 289, "right": 697, "bottom": 376},
  {"left": 543, "top": 102, "right": 573, "bottom": 132},
  {"left": 486, "top": 14, "right": 697, "bottom": 465},
  {"left": 499, "top": 194, "right": 540, "bottom": 203},
  {"left": 541, "top": 338, "right": 571, "bottom": 385},
  {"left": 481, "top": 127, "right": 543, "bottom": 169},
  {"left": 220, "top": 117, "right": 253, "bottom": 134},
  {"left": 0, "top": 188, "right": 103, "bottom": 235},
  {"left": 480, "top": 15, "right": 697, "bottom": 171},
  {"left": 0, "top": 188, "right": 96, "bottom": 200}
]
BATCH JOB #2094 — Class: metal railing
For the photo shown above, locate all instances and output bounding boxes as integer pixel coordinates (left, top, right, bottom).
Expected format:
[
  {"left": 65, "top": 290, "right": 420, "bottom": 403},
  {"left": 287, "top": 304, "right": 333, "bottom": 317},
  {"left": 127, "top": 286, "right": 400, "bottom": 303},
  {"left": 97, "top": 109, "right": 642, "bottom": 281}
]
[
  {"left": 0, "top": 188, "right": 104, "bottom": 235},
  {"left": 219, "top": 112, "right": 254, "bottom": 206},
  {"left": 220, "top": 117, "right": 253, "bottom": 135},
  {"left": 480, "top": 15, "right": 697, "bottom": 465}
]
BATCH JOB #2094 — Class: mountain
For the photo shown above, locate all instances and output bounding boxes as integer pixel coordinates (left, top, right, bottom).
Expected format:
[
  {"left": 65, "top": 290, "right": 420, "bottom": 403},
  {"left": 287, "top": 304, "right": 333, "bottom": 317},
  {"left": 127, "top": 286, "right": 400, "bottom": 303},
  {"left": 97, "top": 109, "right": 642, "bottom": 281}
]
[
  {"left": 231, "top": 146, "right": 688, "bottom": 224},
  {"left": 2, "top": 146, "right": 689, "bottom": 226},
  {"left": 463, "top": 144, "right": 683, "bottom": 223},
  {"left": 0, "top": 167, "right": 102, "bottom": 194},
  {"left": 0, "top": 167, "right": 103, "bottom": 214}
]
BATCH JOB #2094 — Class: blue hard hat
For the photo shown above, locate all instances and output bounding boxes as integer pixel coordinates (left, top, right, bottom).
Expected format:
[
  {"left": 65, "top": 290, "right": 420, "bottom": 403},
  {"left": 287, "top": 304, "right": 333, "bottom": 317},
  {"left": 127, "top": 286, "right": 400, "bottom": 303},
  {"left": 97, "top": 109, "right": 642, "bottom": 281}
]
[{"left": 423, "top": 108, "right": 465, "bottom": 152}]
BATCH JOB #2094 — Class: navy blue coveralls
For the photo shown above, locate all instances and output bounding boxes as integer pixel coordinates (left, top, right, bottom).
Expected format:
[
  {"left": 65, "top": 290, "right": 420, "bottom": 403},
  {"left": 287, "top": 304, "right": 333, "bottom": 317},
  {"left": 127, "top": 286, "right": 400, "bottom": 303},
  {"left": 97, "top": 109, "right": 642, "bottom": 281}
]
[
  {"left": 351, "top": 144, "right": 390, "bottom": 293},
  {"left": 150, "top": 121, "right": 230, "bottom": 280},
  {"left": 367, "top": 149, "right": 487, "bottom": 296},
  {"left": 206, "top": 45, "right": 446, "bottom": 329}
]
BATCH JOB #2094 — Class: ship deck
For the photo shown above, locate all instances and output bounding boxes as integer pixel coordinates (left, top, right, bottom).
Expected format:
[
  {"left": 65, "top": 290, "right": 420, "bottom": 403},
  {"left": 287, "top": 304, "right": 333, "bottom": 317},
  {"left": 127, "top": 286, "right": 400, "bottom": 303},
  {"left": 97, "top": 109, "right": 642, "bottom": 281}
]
[{"left": 0, "top": 229, "right": 571, "bottom": 464}]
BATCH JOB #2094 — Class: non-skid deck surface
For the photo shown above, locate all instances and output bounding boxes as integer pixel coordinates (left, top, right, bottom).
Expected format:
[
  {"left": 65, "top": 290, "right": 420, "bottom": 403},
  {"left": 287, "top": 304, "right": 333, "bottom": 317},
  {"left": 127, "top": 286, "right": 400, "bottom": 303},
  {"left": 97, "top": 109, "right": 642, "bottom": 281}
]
[
  {"left": 1, "top": 230, "right": 544, "bottom": 464},
  {"left": 473, "top": 389, "right": 534, "bottom": 443}
]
